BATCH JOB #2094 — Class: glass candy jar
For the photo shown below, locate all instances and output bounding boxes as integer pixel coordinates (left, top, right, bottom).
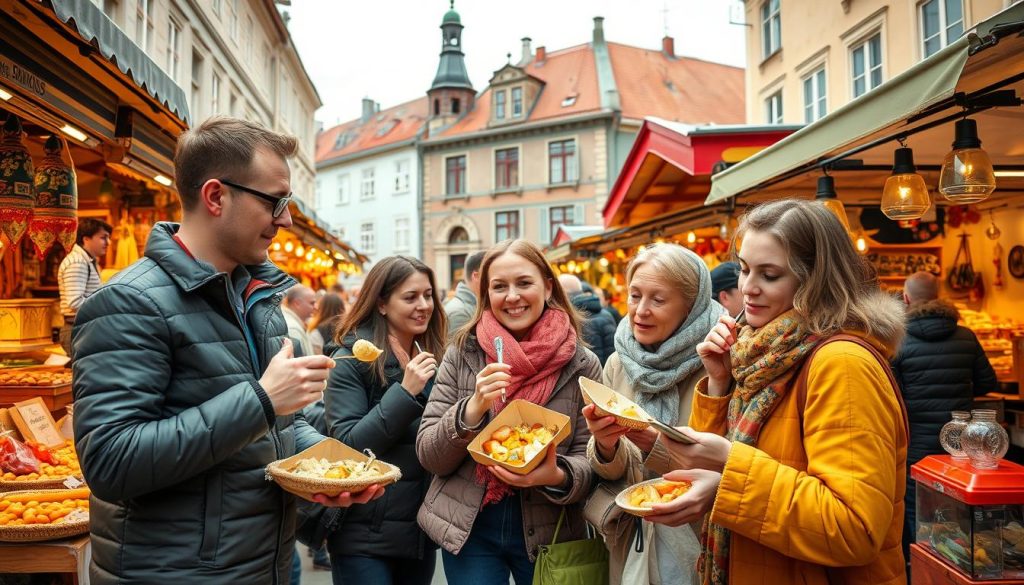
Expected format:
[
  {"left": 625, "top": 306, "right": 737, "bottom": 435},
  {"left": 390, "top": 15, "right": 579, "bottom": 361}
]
[
  {"left": 962, "top": 409, "right": 1009, "bottom": 470},
  {"left": 939, "top": 411, "right": 971, "bottom": 460}
]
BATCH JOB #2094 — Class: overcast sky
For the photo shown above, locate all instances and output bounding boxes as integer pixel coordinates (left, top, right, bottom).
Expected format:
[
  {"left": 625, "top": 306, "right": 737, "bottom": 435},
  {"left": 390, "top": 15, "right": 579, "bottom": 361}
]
[{"left": 287, "top": 0, "right": 748, "bottom": 127}]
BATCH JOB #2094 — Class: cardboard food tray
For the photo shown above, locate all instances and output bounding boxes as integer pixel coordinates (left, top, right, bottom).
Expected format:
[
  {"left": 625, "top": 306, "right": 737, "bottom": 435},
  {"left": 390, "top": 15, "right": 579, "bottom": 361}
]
[
  {"left": 579, "top": 376, "right": 651, "bottom": 431},
  {"left": 467, "top": 399, "right": 571, "bottom": 475},
  {"left": 614, "top": 478, "right": 691, "bottom": 518},
  {"left": 266, "top": 438, "right": 401, "bottom": 502},
  {"left": 0, "top": 488, "right": 89, "bottom": 542}
]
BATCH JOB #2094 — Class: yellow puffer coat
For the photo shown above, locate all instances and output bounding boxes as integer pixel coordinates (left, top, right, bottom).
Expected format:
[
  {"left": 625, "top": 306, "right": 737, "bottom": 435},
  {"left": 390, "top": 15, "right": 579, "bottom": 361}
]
[{"left": 691, "top": 315, "right": 908, "bottom": 584}]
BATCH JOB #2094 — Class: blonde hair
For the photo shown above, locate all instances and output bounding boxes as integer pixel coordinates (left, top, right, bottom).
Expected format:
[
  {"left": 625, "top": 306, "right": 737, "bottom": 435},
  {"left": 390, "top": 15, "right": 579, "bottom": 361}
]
[
  {"left": 736, "top": 199, "right": 879, "bottom": 337},
  {"left": 625, "top": 243, "right": 701, "bottom": 313}
]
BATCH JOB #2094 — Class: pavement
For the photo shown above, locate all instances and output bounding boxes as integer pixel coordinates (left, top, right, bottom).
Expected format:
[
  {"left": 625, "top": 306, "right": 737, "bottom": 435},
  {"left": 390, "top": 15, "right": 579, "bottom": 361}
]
[{"left": 296, "top": 548, "right": 450, "bottom": 585}]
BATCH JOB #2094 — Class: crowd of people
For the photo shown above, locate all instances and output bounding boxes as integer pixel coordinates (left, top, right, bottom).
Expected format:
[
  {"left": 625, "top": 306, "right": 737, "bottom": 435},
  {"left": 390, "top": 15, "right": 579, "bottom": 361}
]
[{"left": 67, "top": 117, "right": 998, "bottom": 585}]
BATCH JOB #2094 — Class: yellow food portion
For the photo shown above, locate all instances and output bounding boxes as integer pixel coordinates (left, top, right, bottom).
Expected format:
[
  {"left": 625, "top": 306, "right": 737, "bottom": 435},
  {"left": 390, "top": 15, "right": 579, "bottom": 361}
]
[
  {"left": 352, "top": 339, "right": 384, "bottom": 362},
  {"left": 289, "top": 457, "right": 382, "bottom": 480},
  {"left": 604, "top": 396, "right": 643, "bottom": 419},
  {"left": 0, "top": 440, "right": 82, "bottom": 482},
  {"left": 0, "top": 489, "right": 90, "bottom": 526},
  {"left": 627, "top": 481, "right": 692, "bottom": 508},
  {"left": 481, "top": 423, "right": 556, "bottom": 466}
]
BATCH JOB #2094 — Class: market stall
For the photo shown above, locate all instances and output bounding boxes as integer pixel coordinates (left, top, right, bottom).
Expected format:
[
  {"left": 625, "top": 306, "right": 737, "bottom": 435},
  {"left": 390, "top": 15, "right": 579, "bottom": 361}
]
[{"left": 270, "top": 198, "right": 367, "bottom": 290}]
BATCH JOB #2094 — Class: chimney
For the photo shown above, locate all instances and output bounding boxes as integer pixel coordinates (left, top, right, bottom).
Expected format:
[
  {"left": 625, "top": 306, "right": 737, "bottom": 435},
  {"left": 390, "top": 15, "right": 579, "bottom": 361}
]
[
  {"left": 592, "top": 16, "right": 605, "bottom": 45},
  {"left": 536, "top": 45, "right": 546, "bottom": 64},
  {"left": 662, "top": 36, "right": 675, "bottom": 58},
  {"left": 520, "top": 37, "right": 533, "bottom": 65},
  {"left": 361, "top": 98, "right": 375, "bottom": 124}
]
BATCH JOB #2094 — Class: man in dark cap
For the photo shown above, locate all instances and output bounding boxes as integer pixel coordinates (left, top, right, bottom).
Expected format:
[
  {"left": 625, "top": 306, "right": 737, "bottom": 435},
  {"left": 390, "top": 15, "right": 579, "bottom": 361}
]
[{"left": 710, "top": 261, "right": 743, "bottom": 317}]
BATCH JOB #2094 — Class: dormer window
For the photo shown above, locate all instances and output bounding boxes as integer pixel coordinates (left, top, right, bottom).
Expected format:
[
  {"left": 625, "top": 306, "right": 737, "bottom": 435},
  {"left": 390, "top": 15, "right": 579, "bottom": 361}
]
[
  {"left": 512, "top": 87, "right": 523, "bottom": 117},
  {"left": 561, "top": 94, "right": 578, "bottom": 107},
  {"left": 495, "top": 90, "right": 506, "bottom": 119}
]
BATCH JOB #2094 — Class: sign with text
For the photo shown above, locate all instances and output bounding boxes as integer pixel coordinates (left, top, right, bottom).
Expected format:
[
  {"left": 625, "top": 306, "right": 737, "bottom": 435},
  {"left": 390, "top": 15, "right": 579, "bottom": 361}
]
[
  {"left": 0, "top": 56, "right": 46, "bottom": 98},
  {"left": 9, "top": 397, "right": 64, "bottom": 448}
]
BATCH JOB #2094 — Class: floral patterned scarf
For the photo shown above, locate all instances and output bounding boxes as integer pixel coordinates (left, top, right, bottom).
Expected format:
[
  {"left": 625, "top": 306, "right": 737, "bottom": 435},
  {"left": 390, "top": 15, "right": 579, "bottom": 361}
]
[{"left": 699, "top": 310, "right": 821, "bottom": 585}]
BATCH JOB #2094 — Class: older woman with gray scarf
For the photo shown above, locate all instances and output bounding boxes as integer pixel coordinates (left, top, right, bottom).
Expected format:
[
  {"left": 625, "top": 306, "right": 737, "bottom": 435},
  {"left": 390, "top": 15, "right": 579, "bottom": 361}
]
[{"left": 583, "top": 243, "right": 725, "bottom": 585}]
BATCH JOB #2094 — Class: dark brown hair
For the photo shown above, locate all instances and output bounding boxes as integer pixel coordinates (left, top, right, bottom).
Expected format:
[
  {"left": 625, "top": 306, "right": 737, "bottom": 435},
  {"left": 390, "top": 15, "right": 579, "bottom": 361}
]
[
  {"left": 335, "top": 256, "right": 447, "bottom": 382},
  {"left": 174, "top": 116, "right": 298, "bottom": 211},
  {"left": 453, "top": 239, "right": 583, "bottom": 350},
  {"left": 76, "top": 218, "right": 113, "bottom": 245},
  {"left": 309, "top": 293, "right": 346, "bottom": 332}
]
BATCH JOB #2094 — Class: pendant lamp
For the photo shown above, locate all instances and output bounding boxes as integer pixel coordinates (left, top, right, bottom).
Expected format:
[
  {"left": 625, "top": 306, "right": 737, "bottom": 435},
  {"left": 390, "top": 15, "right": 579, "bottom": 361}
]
[
  {"left": 881, "top": 147, "right": 931, "bottom": 220},
  {"left": 0, "top": 115, "right": 36, "bottom": 246},
  {"left": 938, "top": 118, "right": 996, "bottom": 203},
  {"left": 29, "top": 135, "right": 78, "bottom": 258},
  {"left": 815, "top": 175, "right": 851, "bottom": 233}
]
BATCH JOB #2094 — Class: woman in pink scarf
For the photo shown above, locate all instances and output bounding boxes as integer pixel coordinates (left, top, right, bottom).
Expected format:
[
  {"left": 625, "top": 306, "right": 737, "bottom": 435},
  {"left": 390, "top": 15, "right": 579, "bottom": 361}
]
[{"left": 417, "top": 239, "right": 602, "bottom": 585}]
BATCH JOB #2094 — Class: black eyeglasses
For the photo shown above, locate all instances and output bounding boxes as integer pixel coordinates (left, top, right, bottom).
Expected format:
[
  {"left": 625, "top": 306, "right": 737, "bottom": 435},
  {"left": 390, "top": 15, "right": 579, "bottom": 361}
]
[{"left": 219, "top": 179, "right": 293, "bottom": 218}]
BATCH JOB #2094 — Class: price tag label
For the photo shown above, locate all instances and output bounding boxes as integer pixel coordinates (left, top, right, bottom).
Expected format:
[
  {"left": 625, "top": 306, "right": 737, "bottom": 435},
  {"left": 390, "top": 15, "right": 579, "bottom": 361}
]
[{"left": 62, "top": 475, "right": 84, "bottom": 489}]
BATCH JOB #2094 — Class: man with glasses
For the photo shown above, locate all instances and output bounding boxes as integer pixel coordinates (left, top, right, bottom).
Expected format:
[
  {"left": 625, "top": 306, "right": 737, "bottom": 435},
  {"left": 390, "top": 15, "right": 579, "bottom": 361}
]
[{"left": 71, "top": 116, "right": 383, "bottom": 584}]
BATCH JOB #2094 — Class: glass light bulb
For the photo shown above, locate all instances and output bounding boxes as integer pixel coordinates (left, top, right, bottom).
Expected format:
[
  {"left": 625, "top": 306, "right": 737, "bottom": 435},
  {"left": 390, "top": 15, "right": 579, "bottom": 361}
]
[
  {"left": 686, "top": 231, "right": 696, "bottom": 244},
  {"left": 820, "top": 198, "right": 851, "bottom": 232},
  {"left": 939, "top": 147, "right": 996, "bottom": 203},
  {"left": 881, "top": 173, "right": 931, "bottom": 220},
  {"left": 855, "top": 235, "right": 868, "bottom": 254}
]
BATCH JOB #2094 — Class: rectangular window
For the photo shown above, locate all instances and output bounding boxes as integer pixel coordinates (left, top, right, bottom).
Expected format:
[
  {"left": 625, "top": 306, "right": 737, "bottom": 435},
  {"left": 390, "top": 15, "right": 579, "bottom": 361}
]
[
  {"left": 394, "top": 160, "right": 410, "bottom": 193},
  {"left": 166, "top": 19, "right": 181, "bottom": 81},
  {"left": 336, "top": 174, "right": 349, "bottom": 205},
  {"left": 190, "top": 50, "right": 203, "bottom": 118},
  {"left": 135, "top": 0, "right": 153, "bottom": 52},
  {"left": 360, "top": 168, "right": 375, "bottom": 200},
  {"left": 851, "top": 33, "right": 883, "bottom": 98},
  {"left": 230, "top": 0, "right": 239, "bottom": 41},
  {"left": 920, "top": 0, "right": 963, "bottom": 58},
  {"left": 211, "top": 73, "right": 221, "bottom": 114},
  {"left": 511, "top": 87, "right": 523, "bottom": 117},
  {"left": 764, "top": 91, "right": 783, "bottom": 124},
  {"left": 394, "top": 218, "right": 410, "bottom": 252},
  {"left": 495, "top": 90, "right": 507, "bottom": 120},
  {"left": 548, "top": 139, "right": 577, "bottom": 184},
  {"left": 360, "top": 222, "right": 375, "bottom": 254},
  {"left": 761, "top": 0, "right": 781, "bottom": 59},
  {"left": 548, "top": 205, "right": 575, "bottom": 240},
  {"left": 802, "top": 67, "right": 827, "bottom": 123},
  {"left": 446, "top": 155, "right": 467, "bottom": 196},
  {"left": 494, "top": 148, "right": 519, "bottom": 190},
  {"left": 495, "top": 211, "right": 520, "bottom": 242},
  {"left": 263, "top": 44, "right": 272, "bottom": 83}
]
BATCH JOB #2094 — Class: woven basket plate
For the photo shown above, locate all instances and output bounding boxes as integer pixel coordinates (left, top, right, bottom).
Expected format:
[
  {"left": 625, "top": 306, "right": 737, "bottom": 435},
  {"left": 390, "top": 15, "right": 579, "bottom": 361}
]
[
  {"left": 0, "top": 489, "right": 89, "bottom": 542},
  {"left": 579, "top": 376, "right": 651, "bottom": 431},
  {"left": 614, "top": 478, "right": 691, "bottom": 518},
  {"left": 266, "top": 438, "right": 401, "bottom": 503}
]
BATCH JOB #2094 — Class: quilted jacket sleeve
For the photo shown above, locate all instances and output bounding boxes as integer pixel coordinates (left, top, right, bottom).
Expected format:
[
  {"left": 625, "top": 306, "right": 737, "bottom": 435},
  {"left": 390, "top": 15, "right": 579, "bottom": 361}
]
[
  {"left": 72, "top": 284, "right": 271, "bottom": 502},
  {"left": 417, "top": 346, "right": 480, "bottom": 478},
  {"left": 709, "top": 342, "right": 903, "bottom": 566},
  {"left": 689, "top": 377, "right": 730, "bottom": 435}
]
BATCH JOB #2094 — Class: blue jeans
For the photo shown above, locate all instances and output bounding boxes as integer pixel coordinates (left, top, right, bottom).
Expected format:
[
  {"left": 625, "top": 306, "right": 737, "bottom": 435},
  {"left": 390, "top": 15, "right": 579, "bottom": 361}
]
[
  {"left": 442, "top": 494, "right": 534, "bottom": 585},
  {"left": 330, "top": 553, "right": 435, "bottom": 585},
  {"left": 291, "top": 546, "right": 302, "bottom": 584}
]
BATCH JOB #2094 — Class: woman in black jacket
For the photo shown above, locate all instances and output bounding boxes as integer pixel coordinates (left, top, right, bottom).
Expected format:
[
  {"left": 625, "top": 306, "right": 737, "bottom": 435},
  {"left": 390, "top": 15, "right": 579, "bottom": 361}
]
[{"left": 324, "top": 256, "right": 447, "bottom": 585}]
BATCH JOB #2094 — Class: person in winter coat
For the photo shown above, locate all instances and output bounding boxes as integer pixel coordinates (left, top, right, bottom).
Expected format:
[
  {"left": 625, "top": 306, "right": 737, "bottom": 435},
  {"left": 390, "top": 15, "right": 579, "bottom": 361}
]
[
  {"left": 650, "top": 199, "right": 909, "bottom": 585},
  {"left": 72, "top": 117, "right": 381, "bottom": 585},
  {"left": 322, "top": 255, "right": 447, "bottom": 584},
  {"left": 891, "top": 270, "right": 996, "bottom": 569},
  {"left": 559, "top": 274, "right": 616, "bottom": 365},
  {"left": 416, "top": 239, "right": 601, "bottom": 585},
  {"left": 583, "top": 243, "right": 724, "bottom": 585},
  {"left": 444, "top": 250, "right": 486, "bottom": 334},
  {"left": 309, "top": 292, "right": 346, "bottom": 355}
]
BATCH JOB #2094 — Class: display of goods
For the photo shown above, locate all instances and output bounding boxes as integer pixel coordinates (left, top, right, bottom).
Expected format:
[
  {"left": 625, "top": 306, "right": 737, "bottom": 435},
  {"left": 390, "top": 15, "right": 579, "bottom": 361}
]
[
  {"left": 0, "top": 440, "right": 81, "bottom": 483},
  {"left": 939, "top": 411, "right": 971, "bottom": 460},
  {"left": 0, "top": 368, "right": 71, "bottom": 386},
  {"left": 480, "top": 423, "right": 556, "bottom": 467},
  {"left": 962, "top": 410, "right": 1009, "bottom": 470},
  {"left": 29, "top": 135, "right": 77, "bottom": 258},
  {"left": 0, "top": 487, "right": 89, "bottom": 526}
]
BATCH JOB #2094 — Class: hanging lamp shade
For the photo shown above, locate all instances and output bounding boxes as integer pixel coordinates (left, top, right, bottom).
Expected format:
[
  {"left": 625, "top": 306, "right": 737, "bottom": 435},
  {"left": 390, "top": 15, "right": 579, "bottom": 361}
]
[
  {"left": 0, "top": 115, "right": 36, "bottom": 247},
  {"left": 29, "top": 135, "right": 78, "bottom": 258},
  {"left": 939, "top": 118, "right": 996, "bottom": 204},
  {"left": 881, "top": 147, "right": 931, "bottom": 220},
  {"left": 815, "top": 175, "right": 851, "bottom": 233}
]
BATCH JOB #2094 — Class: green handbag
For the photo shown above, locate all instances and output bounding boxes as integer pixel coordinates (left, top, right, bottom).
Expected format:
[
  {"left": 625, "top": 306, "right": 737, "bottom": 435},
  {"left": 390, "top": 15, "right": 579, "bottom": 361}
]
[{"left": 532, "top": 508, "right": 610, "bottom": 585}]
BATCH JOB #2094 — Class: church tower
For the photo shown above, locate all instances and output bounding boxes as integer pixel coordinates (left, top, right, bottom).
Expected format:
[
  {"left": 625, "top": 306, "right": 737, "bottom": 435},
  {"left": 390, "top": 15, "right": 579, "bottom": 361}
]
[{"left": 427, "top": 1, "right": 475, "bottom": 135}]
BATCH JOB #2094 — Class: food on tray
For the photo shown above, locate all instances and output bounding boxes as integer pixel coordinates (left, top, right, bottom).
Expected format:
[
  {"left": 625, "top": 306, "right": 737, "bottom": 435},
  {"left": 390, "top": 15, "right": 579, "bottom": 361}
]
[
  {"left": 289, "top": 457, "right": 383, "bottom": 481},
  {"left": 603, "top": 395, "right": 644, "bottom": 420},
  {"left": 0, "top": 487, "right": 90, "bottom": 526},
  {"left": 0, "top": 439, "right": 82, "bottom": 482},
  {"left": 627, "top": 480, "right": 692, "bottom": 509},
  {"left": 0, "top": 369, "right": 71, "bottom": 386},
  {"left": 352, "top": 340, "right": 383, "bottom": 362},
  {"left": 480, "top": 423, "right": 556, "bottom": 467}
]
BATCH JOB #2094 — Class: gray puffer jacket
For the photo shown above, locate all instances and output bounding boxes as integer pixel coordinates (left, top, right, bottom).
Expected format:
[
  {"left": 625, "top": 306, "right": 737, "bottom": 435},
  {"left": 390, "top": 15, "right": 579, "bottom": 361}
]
[
  {"left": 443, "top": 281, "right": 477, "bottom": 334},
  {"left": 416, "top": 335, "right": 600, "bottom": 561},
  {"left": 72, "top": 222, "right": 322, "bottom": 585}
]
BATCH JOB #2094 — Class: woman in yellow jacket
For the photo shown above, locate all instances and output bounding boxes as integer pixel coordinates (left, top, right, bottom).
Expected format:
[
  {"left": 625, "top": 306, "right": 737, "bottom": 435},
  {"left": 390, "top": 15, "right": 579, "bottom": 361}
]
[{"left": 644, "top": 199, "right": 909, "bottom": 585}]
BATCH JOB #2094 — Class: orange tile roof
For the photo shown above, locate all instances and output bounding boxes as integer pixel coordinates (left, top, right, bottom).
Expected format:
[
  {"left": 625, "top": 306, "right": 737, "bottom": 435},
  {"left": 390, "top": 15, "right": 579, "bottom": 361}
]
[
  {"left": 607, "top": 43, "right": 745, "bottom": 124},
  {"left": 315, "top": 97, "right": 428, "bottom": 164}
]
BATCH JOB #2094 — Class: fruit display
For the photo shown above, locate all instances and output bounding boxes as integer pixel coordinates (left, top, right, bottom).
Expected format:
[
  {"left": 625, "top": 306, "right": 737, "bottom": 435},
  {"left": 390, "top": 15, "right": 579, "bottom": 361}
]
[
  {"left": 0, "top": 439, "right": 81, "bottom": 483},
  {"left": 289, "top": 457, "right": 385, "bottom": 481},
  {"left": 480, "top": 423, "right": 556, "bottom": 467},
  {"left": 626, "top": 480, "right": 692, "bottom": 509},
  {"left": 0, "top": 368, "right": 71, "bottom": 387},
  {"left": 0, "top": 487, "right": 89, "bottom": 526}
]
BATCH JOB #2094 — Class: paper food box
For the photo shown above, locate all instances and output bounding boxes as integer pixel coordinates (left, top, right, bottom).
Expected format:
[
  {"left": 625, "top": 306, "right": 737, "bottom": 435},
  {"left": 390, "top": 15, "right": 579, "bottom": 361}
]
[{"left": 467, "top": 399, "right": 571, "bottom": 475}]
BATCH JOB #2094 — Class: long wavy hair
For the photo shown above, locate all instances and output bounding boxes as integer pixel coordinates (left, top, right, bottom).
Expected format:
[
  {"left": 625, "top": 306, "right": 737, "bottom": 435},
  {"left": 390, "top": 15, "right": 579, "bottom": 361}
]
[
  {"left": 735, "top": 199, "right": 881, "bottom": 337},
  {"left": 335, "top": 256, "right": 447, "bottom": 382},
  {"left": 308, "top": 292, "right": 345, "bottom": 333},
  {"left": 454, "top": 239, "right": 583, "bottom": 350}
]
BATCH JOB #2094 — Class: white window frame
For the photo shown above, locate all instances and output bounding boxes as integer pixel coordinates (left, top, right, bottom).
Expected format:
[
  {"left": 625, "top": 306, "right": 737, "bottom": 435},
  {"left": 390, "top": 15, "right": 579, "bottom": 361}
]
[
  {"left": 850, "top": 32, "right": 883, "bottom": 98},
  {"left": 166, "top": 17, "right": 182, "bottom": 82},
  {"left": 511, "top": 86, "right": 523, "bottom": 117},
  {"left": 336, "top": 173, "right": 350, "bottom": 206},
  {"left": 230, "top": 0, "right": 239, "bottom": 42},
  {"left": 919, "top": 0, "right": 964, "bottom": 59},
  {"left": 546, "top": 136, "right": 579, "bottom": 185},
  {"left": 393, "top": 159, "right": 410, "bottom": 194},
  {"left": 492, "top": 144, "right": 522, "bottom": 191},
  {"left": 493, "top": 209, "right": 522, "bottom": 242},
  {"left": 760, "top": 0, "right": 781, "bottom": 59},
  {"left": 802, "top": 66, "right": 827, "bottom": 123},
  {"left": 211, "top": 71, "right": 221, "bottom": 114},
  {"left": 135, "top": 0, "right": 153, "bottom": 53},
  {"left": 494, "top": 89, "right": 507, "bottom": 120},
  {"left": 360, "top": 168, "right": 375, "bottom": 201},
  {"left": 764, "top": 90, "right": 783, "bottom": 124},
  {"left": 359, "top": 222, "right": 376, "bottom": 255},
  {"left": 393, "top": 216, "right": 411, "bottom": 253}
]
